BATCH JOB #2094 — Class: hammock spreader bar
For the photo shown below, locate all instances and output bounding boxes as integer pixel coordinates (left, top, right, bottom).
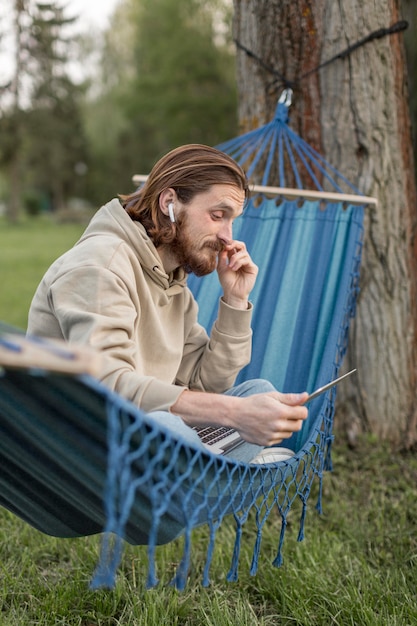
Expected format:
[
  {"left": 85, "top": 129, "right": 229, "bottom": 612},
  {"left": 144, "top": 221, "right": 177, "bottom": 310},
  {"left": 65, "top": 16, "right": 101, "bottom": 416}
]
[{"left": 132, "top": 173, "right": 376, "bottom": 207}]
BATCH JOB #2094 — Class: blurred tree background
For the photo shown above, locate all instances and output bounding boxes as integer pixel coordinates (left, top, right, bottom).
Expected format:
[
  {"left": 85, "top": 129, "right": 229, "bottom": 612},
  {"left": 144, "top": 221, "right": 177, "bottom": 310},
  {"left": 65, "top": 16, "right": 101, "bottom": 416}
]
[
  {"left": 0, "top": 0, "right": 415, "bottom": 221},
  {"left": 0, "top": 0, "right": 237, "bottom": 219}
]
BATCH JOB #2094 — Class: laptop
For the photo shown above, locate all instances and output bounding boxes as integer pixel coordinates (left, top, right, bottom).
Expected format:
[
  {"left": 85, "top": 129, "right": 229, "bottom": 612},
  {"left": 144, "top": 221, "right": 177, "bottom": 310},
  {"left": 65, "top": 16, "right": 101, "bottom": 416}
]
[
  {"left": 194, "top": 369, "right": 356, "bottom": 455},
  {"left": 193, "top": 425, "right": 244, "bottom": 454}
]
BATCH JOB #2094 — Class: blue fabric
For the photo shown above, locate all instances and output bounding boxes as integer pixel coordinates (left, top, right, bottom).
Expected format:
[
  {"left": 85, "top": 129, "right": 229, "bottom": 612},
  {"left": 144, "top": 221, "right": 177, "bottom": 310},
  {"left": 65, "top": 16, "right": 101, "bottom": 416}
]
[{"left": 188, "top": 199, "right": 363, "bottom": 449}]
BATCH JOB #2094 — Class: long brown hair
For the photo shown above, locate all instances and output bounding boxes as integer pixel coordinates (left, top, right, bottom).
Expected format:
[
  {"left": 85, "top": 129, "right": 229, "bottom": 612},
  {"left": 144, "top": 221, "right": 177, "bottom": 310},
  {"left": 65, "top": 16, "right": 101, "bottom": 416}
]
[{"left": 119, "top": 144, "right": 249, "bottom": 246}]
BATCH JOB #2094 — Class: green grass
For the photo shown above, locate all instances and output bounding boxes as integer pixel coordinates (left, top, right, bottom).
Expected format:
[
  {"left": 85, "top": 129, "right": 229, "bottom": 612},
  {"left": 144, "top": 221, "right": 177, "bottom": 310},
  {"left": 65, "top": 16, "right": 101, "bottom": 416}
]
[
  {"left": 1, "top": 440, "right": 416, "bottom": 625},
  {"left": 0, "top": 217, "right": 417, "bottom": 624},
  {"left": 0, "top": 216, "right": 85, "bottom": 330}
]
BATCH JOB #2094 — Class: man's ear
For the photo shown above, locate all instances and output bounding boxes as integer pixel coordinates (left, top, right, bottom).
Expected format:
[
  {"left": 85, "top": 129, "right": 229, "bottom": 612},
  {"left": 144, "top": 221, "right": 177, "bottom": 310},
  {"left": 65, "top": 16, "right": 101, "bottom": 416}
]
[{"left": 159, "top": 188, "right": 177, "bottom": 218}]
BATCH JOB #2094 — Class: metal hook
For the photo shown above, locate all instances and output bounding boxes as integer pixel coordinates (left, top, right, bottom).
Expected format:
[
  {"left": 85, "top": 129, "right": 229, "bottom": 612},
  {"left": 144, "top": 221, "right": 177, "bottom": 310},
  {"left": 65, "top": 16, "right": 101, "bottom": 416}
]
[{"left": 278, "top": 88, "right": 293, "bottom": 108}]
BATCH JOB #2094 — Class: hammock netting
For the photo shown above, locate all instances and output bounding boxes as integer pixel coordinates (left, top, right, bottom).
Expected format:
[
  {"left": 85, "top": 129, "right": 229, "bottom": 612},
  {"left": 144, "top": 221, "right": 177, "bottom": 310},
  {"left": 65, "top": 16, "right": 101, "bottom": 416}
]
[{"left": 0, "top": 95, "right": 365, "bottom": 589}]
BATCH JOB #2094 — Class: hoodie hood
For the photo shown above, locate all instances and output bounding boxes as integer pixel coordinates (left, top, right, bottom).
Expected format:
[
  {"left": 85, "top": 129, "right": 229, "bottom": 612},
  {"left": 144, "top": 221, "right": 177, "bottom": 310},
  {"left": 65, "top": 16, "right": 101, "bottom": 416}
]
[{"left": 79, "top": 198, "right": 187, "bottom": 295}]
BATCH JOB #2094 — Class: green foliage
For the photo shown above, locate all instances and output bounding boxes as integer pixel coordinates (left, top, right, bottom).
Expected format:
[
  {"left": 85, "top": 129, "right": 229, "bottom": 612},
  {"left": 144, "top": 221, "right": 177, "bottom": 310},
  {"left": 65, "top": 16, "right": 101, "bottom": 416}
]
[
  {"left": 1, "top": 1, "right": 416, "bottom": 215},
  {"left": 0, "top": 1, "right": 89, "bottom": 217},
  {"left": 84, "top": 0, "right": 238, "bottom": 204},
  {"left": 24, "top": 2, "right": 89, "bottom": 210},
  {"left": 131, "top": 0, "right": 237, "bottom": 154},
  {"left": 25, "top": 89, "right": 89, "bottom": 209},
  {"left": 0, "top": 112, "right": 23, "bottom": 167}
]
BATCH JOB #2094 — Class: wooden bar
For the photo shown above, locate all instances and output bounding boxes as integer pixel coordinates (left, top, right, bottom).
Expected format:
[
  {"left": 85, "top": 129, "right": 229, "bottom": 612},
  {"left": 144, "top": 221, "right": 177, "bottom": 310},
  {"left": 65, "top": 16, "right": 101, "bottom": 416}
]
[{"left": 132, "top": 175, "right": 377, "bottom": 207}]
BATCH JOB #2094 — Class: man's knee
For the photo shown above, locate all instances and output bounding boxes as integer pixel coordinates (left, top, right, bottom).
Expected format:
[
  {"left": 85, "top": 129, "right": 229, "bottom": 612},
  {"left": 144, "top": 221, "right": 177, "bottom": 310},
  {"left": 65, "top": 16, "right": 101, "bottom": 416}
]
[{"left": 225, "top": 378, "right": 276, "bottom": 397}]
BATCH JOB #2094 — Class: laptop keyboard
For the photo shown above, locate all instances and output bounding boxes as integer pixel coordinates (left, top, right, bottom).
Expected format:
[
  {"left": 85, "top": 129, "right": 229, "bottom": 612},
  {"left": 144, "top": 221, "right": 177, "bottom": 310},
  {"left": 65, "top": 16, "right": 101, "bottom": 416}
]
[{"left": 193, "top": 426, "right": 234, "bottom": 445}]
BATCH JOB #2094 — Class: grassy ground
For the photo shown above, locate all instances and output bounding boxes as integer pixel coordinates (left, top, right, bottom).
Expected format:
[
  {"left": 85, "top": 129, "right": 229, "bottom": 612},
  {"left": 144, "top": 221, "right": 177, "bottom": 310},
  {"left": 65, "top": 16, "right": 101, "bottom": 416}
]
[
  {"left": 0, "top": 217, "right": 417, "bottom": 624},
  {"left": 1, "top": 440, "right": 416, "bottom": 625},
  {"left": 0, "top": 216, "right": 85, "bottom": 329}
]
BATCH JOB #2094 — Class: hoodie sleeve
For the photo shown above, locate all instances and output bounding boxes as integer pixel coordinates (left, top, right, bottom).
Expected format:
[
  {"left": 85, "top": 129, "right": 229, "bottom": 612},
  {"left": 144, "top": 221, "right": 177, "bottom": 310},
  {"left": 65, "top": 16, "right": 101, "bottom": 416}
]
[
  {"left": 175, "top": 291, "right": 253, "bottom": 393},
  {"left": 31, "top": 263, "right": 187, "bottom": 414}
]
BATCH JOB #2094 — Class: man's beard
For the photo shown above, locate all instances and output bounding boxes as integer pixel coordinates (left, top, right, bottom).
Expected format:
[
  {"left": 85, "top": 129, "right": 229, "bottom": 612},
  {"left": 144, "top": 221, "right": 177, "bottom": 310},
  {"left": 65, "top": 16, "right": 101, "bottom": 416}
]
[{"left": 171, "top": 213, "right": 224, "bottom": 277}]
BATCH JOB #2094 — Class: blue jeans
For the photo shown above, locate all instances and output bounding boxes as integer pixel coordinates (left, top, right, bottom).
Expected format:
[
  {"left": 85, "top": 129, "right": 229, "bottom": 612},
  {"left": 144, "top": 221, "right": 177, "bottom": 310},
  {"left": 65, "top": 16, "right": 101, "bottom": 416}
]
[{"left": 147, "top": 379, "right": 275, "bottom": 463}]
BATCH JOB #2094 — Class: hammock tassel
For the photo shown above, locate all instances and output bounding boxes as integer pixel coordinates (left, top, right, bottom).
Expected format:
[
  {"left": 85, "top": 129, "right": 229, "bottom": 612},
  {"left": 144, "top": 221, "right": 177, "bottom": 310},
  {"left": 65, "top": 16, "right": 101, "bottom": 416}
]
[
  {"left": 170, "top": 528, "right": 192, "bottom": 591},
  {"left": 226, "top": 519, "right": 243, "bottom": 582},
  {"left": 249, "top": 527, "right": 263, "bottom": 576},
  {"left": 297, "top": 499, "right": 308, "bottom": 542},
  {"left": 315, "top": 473, "right": 324, "bottom": 516},
  {"left": 272, "top": 516, "right": 287, "bottom": 568},
  {"left": 146, "top": 521, "right": 161, "bottom": 588},
  {"left": 202, "top": 520, "right": 217, "bottom": 587},
  {"left": 90, "top": 533, "right": 123, "bottom": 589},
  {"left": 324, "top": 434, "right": 334, "bottom": 471}
]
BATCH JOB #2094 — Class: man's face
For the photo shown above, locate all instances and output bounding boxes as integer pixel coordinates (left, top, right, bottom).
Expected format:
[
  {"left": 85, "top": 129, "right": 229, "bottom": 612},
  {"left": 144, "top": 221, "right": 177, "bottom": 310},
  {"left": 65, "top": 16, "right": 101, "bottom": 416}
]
[{"left": 171, "top": 184, "right": 245, "bottom": 276}]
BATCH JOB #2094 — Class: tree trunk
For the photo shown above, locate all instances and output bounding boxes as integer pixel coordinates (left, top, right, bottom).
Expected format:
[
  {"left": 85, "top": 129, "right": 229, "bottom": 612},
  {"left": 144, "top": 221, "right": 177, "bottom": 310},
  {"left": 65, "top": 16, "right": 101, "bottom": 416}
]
[{"left": 233, "top": 0, "right": 417, "bottom": 447}]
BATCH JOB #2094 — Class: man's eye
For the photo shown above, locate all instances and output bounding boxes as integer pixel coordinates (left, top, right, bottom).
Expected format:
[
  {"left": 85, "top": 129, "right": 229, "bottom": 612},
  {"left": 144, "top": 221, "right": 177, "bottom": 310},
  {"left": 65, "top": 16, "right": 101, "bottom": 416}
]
[{"left": 211, "top": 212, "right": 224, "bottom": 220}]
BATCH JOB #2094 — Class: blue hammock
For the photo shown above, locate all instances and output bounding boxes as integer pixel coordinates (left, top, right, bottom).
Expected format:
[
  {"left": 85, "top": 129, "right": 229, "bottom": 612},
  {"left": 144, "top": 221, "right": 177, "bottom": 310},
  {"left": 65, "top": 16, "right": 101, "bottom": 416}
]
[{"left": 0, "top": 94, "right": 367, "bottom": 590}]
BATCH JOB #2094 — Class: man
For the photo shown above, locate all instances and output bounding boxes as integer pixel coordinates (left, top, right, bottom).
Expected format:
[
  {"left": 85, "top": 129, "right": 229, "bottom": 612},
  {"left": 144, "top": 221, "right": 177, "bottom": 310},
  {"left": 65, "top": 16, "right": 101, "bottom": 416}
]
[{"left": 28, "top": 144, "right": 308, "bottom": 462}]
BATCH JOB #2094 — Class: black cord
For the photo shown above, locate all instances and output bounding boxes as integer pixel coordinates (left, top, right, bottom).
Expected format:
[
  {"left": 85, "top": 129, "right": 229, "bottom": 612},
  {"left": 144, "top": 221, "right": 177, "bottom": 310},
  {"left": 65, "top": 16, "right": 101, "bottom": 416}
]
[
  {"left": 235, "top": 20, "right": 409, "bottom": 88},
  {"left": 234, "top": 39, "right": 296, "bottom": 89},
  {"left": 300, "top": 20, "right": 408, "bottom": 80}
]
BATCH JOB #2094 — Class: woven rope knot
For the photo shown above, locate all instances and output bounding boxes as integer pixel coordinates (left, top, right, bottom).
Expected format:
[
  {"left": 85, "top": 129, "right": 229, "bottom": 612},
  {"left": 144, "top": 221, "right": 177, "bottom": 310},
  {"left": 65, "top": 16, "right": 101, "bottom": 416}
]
[{"left": 274, "top": 101, "right": 289, "bottom": 124}]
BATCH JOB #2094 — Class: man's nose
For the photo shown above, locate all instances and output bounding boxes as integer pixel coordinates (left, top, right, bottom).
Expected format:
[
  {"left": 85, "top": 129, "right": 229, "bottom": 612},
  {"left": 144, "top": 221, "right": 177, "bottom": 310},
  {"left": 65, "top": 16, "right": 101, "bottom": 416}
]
[{"left": 217, "top": 223, "right": 233, "bottom": 244}]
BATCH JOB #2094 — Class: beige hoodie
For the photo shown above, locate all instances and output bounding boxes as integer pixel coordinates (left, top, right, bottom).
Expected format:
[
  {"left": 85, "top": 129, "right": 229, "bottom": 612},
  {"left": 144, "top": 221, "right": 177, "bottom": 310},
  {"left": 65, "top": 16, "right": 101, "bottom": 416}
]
[{"left": 27, "top": 199, "right": 253, "bottom": 413}]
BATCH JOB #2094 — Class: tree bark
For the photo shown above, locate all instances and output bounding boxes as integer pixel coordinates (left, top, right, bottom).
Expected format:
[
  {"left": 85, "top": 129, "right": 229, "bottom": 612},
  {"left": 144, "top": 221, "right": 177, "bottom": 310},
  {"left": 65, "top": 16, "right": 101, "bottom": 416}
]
[{"left": 233, "top": 0, "right": 417, "bottom": 447}]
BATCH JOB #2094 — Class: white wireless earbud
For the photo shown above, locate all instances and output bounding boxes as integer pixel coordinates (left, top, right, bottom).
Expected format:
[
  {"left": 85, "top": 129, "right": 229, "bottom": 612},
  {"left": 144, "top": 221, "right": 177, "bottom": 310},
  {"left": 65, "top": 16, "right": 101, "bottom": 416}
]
[{"left": 168, "top": 202, "right": 176, "bottom": 223}]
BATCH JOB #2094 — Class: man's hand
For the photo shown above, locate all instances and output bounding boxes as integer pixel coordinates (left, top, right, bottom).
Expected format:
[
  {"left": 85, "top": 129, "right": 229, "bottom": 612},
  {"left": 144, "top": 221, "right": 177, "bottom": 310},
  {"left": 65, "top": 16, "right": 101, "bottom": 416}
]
[
  {"left": 216, "top": 240, "right": 258, "bottom": 310},
  {"left": 228, "top": 391, "right": 309, "bottom": 446},
  {"left": 172, "top": 389, "right": 309, "bottom": 447}
]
